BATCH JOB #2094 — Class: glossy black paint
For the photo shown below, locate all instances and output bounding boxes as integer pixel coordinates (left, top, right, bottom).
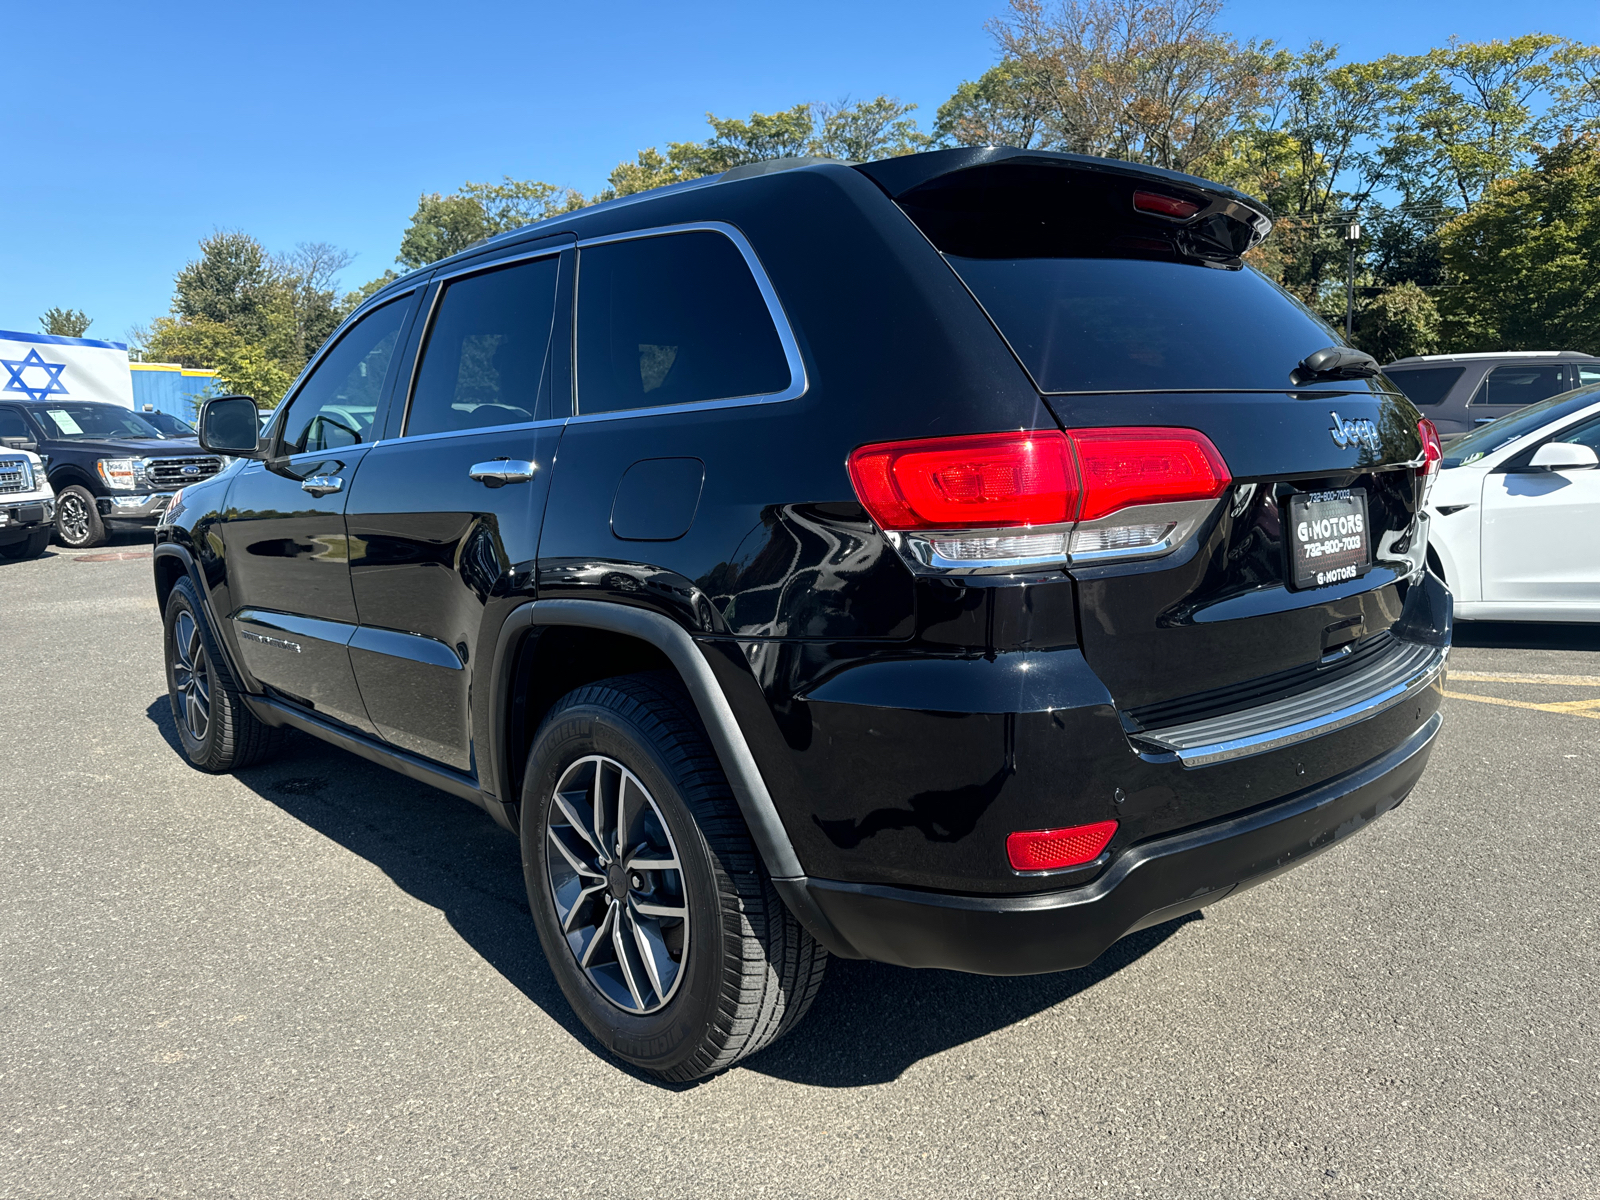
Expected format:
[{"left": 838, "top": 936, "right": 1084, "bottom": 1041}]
[{"left": 154, "top": 148, "right": 1448, "bottom": 973}]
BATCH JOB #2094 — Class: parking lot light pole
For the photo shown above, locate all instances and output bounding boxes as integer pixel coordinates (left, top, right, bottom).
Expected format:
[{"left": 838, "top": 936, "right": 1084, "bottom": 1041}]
[{"left": 1344, "top": 219, "right": 1361, "bottom": 341}]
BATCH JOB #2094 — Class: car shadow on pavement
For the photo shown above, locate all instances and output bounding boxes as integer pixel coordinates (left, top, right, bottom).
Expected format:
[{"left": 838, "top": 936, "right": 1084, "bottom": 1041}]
[
  {"left": 1452, "top": 621, "right": 1600, "bottom": 651},
  {"left": 147, "top": 696, "right": 1199, "bottom": 1089}
]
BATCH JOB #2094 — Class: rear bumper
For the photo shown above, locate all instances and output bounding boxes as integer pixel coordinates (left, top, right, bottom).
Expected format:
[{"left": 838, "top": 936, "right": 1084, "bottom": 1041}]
[{"left": 795, "top": 707, "right": 1440, "bottom": 975}]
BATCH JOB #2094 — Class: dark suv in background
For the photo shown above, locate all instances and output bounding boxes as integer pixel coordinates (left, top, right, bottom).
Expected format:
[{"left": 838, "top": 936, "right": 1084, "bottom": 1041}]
[
  {"left": 1384, "top": 351, "right": 1600, "bottom": 443},
  {"left": 0, "top": 400, "right": 225, "bottom": 547},
  {"left": 154, "top": 146, "right": 1451, "bottom": 1081}
]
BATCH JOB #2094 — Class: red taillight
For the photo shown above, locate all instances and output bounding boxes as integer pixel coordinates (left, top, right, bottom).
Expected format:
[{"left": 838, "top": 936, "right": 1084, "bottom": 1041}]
[
  {"left": 1417, "top": 418, "right": 1442, "bottom": 477},
  {"left": 847, "top": 430, "right": 1080, "bottom": 531},
  {"left": 1070, "top": 427, "right": 1232, "bottom": 520},
  {"left": 1133, "top": 190, "right": 1201, "bottom": 220},
  {"left": 1007, "top": 820, "right": 1118, "bottom": 872}
]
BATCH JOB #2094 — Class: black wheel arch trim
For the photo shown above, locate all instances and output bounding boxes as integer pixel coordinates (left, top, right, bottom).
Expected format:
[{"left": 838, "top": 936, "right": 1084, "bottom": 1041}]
[
  {"left": 489, "top": 598, "right": 861, "bottom": 958},
  {"left": 152, "top": 543, "right": 260, "bottom": 695}
]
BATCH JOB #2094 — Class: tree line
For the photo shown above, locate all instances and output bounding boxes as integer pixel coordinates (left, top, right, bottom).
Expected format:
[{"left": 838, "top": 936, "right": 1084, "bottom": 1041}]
[{"left": 81, "top": 0, "right": 1599, "bottom": 404}]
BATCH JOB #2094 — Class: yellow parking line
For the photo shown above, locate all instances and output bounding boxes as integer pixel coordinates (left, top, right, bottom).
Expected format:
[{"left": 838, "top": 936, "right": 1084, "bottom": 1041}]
[
  {"left": 1448, "top": 671, "right": 1600, "bottom": 687},
  {"left": 1442, "top": 689, "right": 1600, "bottom": 719}
]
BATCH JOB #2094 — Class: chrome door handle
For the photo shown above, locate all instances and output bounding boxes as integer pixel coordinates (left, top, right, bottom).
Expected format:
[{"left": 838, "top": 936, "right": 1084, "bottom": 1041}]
[
  {"left": 300, "top": 475, "right": 343, "bottom": 497},
  {"left": 469, "top": 460, "right": 536, "bottom": 488}
]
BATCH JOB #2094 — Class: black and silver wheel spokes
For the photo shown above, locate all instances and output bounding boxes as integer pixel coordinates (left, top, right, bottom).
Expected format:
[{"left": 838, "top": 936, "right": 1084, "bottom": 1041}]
[
  {"left": 171, "top": 611, "right": 211, "bottom": 743},
  {"left": 546, "top": 755, "right": 688, "bottom": 1014},
  {"left": 58, "top": 494, "right": 88, "bottom": 544}
]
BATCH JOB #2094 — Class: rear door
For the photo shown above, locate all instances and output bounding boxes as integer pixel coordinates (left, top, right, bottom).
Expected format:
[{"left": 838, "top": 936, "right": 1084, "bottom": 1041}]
[
  {"left": 342, "top": 241, "right": 571, "bottom": 772},
  {"left": 1480, "top": 412, "right": 1600, "bottom": 611},
  {"left": 1467, "top": 362, "right": 1573, "bottom": 429},
  {"left": 220, "top": 291, "right": 418, "bottom": 733}
]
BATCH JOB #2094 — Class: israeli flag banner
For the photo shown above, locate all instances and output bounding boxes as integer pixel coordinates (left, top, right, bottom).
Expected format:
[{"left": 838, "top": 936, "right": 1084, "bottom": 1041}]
[{"left": 0, "top": 330, "right": 136, "bottom": 409}]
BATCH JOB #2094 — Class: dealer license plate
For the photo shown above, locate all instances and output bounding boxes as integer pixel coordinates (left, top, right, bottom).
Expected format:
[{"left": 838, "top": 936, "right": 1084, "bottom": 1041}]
[{"left": 1287, "top": 487, "right": 1371, "bottom": 589}]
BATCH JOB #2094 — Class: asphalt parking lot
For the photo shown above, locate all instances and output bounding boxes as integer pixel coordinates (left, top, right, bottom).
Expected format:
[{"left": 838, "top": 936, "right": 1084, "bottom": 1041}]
[{"left": 3, "top": 536, "right": 1597, "bottom": 1199}]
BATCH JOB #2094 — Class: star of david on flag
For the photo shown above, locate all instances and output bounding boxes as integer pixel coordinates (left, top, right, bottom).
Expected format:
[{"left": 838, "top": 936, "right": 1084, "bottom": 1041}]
[{"left": 2, "top": 348, "right": 70, "bottom": 402}]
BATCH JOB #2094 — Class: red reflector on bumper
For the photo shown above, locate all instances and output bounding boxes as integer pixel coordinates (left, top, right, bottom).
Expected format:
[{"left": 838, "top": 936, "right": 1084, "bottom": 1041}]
[{"left": 1006, "top": 820, "right": 1118, "bottom": 871}]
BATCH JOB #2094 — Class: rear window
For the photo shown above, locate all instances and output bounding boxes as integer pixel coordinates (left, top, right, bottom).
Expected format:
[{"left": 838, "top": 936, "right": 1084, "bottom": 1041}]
[
  {"left": 576, "top": 231, "right": 791, "bottom": 415},
  {"left": 1383, "top": 365, "right": 1464, "bottom": 407},
  {"left": 949, "top": 257, "right": 1341, "bottom": 394}
]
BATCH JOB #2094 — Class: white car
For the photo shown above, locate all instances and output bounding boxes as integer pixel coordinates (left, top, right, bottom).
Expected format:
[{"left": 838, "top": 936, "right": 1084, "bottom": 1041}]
[
  {"left": 0, "top": 447, "right": 57, "bottom": 560},
  {"left": 1426, "top": 387, "right": 1600, "bottom": 622}
]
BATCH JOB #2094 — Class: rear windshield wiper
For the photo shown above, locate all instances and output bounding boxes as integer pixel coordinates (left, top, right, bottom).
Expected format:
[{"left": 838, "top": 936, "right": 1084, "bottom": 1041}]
[{"left": 1292, "top": 346, "right": 1381, "bottom": 386}]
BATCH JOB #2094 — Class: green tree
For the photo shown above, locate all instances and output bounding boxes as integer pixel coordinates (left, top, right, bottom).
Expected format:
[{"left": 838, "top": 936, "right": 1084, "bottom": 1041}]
[
  {"left": 1355, "top": 282, "right": 1441, "bottom": 360},
  {"left": 397, "top": 177, "right": 586, "bottom": 269},
  {"left": 137, "top": 230, "right": 362, "bottom": 407},
  {"left": 1437, "top": 137, "right": 1600, "bottom": 353},
  {"left": 602, "top": 97, "right": 930, "bottom": 199},
  {"left": 945, "top": 0, "right": 1281, "bottom": 174},
  {"left": 40, "top": 307, "right": 93, "bottom": 337}
]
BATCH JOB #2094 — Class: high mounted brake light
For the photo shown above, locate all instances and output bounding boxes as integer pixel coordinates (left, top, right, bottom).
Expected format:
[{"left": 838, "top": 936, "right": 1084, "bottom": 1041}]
[
  {"left": 1133, "top": 190, "right": 1202, "bottom": 220},
  {"left": 848, "top": 427, "right": 1230, "bottom": 569}
]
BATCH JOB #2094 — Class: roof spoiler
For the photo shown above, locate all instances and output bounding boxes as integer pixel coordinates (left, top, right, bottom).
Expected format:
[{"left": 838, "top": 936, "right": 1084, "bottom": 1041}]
[{"left": 854, "top": 146, "right": 1273, "bottom": 264}]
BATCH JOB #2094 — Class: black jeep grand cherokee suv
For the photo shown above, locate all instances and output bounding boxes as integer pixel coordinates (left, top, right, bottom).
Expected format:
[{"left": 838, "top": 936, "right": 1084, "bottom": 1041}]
[{"left": 153, "top": 147, "right": 1450, "bottom": 1080}]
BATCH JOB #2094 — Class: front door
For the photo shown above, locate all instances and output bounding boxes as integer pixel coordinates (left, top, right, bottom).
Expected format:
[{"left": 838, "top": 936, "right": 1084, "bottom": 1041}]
[
  {"left": 1480, "top": 412, "right": 1600, "bottom": 612},
  {"left": 344, "top": 246, "right": 570, "bottom": 772},
  {"left": 222, "top": 292, "right": 417, "bottom": 733}
]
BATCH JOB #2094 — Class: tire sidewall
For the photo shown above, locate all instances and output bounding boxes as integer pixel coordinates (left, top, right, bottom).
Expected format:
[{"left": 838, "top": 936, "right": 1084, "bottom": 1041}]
[
  {"left": 163, "top": 583, "right": 217, "bottom": 768},
  {"left": 55, "top": 486, "right": 104, "bottom": 548},
  {"left": 521, "top": 694, "right": 731, "bottom": 1073}
]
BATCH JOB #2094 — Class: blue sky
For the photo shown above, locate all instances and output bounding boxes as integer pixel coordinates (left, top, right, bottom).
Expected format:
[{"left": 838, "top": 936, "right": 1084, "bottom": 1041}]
[{"left": 4, "top": 0, "right": 1598, "bottom": 345}]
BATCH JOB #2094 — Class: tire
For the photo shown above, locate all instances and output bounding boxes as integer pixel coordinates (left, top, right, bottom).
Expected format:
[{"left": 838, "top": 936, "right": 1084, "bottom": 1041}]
[
  {"left": 163, "top": 576, "right": 286, "bottom": 772},
  {"left": 55, "top": 485, "right": 106, "bottom": 548},
  {"left": 0, "top": 530, "right": 51, "bottom": 559},
  {"left": 521, "top": 672, "right": 827, "bottom": 1081}
]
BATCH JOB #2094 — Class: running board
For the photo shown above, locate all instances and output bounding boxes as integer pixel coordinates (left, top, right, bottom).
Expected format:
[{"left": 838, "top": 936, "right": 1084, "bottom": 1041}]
[
  {"left": 247, "top": 694, "right": 484, "bottom": 806},
  {"left": 1130, "top": 640, "right": 1447, "bottom": 767}
]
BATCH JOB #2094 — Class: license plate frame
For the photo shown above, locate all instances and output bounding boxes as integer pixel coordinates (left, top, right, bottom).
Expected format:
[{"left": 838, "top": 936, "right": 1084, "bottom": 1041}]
[{"left": 1286, "top": 487, "right": 1372, "bottom": 590}]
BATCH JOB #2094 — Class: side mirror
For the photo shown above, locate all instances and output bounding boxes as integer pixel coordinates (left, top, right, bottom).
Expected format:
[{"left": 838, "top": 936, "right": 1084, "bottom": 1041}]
[
  {"left": 1529, "top": 442, "right": 1599, "bottom": 471},
  {"left": 0, "top": 437, "right": 38, "bottom": 453},
  {"left": 199, "top": 395, "right": 263, "bottom": 457}
]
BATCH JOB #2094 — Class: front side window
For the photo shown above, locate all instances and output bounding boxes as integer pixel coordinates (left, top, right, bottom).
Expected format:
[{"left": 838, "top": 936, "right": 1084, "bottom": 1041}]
[
  {"left": 1470, "top": 363, "right": 1569, "bottom": 407},
  {"left": 0, "top": 407, "right": 32, "bottom": 440},
  {"left": 1382, "top": 365, "right": 1464, "bottom": 408},
  {"left": 576, "top": 231, "right": 791, "bottom": 415},
  {"left": 279, "top": 297, "right": 409, "bottom": 455},
  {"left": 406, "top": 255, "right": 560, "bottom": 437}
]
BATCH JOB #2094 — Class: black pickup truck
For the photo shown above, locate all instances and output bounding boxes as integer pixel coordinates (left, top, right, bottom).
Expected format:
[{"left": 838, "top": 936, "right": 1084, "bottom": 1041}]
[{"left": 0, "top": 400, "right": 226, "bottom": 547}]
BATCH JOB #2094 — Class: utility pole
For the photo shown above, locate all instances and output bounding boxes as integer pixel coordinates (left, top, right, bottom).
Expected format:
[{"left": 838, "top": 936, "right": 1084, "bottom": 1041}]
[{"left": 1344, "top": 218, "right": 1361, "bottom": 341}]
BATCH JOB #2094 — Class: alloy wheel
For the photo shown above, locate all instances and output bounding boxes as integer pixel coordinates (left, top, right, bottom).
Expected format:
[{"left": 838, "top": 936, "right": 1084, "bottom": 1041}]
[
  {"left": 545, "top": 754, "right": 689, "bottom": 1014},
  {"left": 171, "top": 610, "right": 211, "bottom": 743},
  {"left": 57, "top": 494, "right": 89, "bottom": 545}
]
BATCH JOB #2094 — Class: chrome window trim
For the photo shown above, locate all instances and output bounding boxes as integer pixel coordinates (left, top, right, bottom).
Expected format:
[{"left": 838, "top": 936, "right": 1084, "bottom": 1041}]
[
  {"left": 372, "top": 417, "right": 569, "bottom": 450},
  {"left": 568, "top": 221, "right": 809, "bottom": 425},
  {"left": 399, "top": 245, "right": 569, "bottom": 438}
]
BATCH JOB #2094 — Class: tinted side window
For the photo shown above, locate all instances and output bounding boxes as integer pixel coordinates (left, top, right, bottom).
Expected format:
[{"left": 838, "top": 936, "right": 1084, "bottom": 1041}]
[
  {"left": 280, "top": 297, "right": 409, "bottom": 455},
  {"left": 0, "top": 407, "right": 30, "bottom": 440},
  {"left": 406, "top": 256, "right": 560, "bottom": 436},
  {"left": 577, "top": 231, "right": 790, "bottom": 415},
  {"left": 1554, "top": 414, "right": 1600, "bottom": 453},
  {"left": 1471, "top": 364, "right": 1568, "bottom": 407},
  {"left": 1383, "top": 365, "right": 1464, "bottom": 407}
]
